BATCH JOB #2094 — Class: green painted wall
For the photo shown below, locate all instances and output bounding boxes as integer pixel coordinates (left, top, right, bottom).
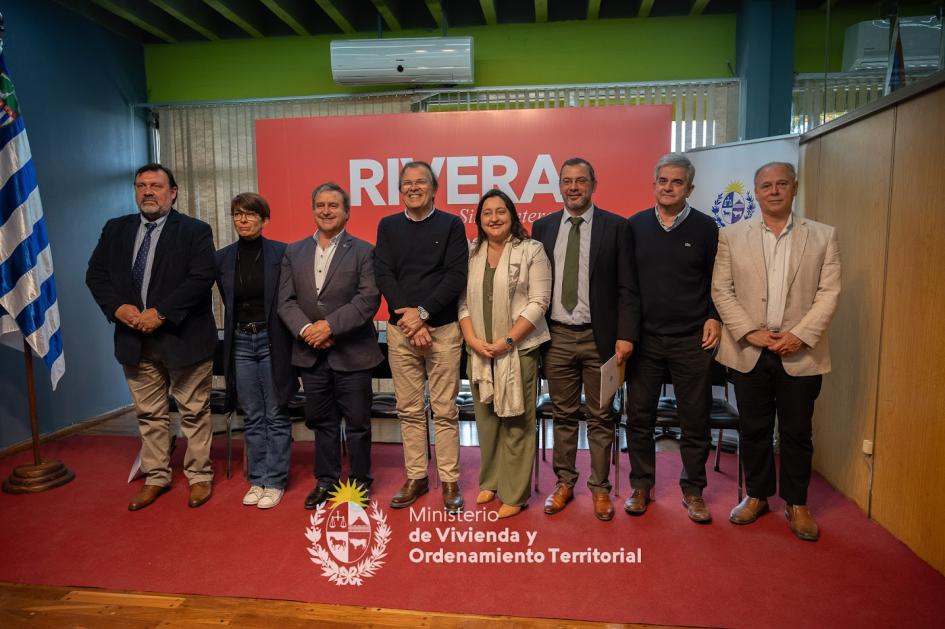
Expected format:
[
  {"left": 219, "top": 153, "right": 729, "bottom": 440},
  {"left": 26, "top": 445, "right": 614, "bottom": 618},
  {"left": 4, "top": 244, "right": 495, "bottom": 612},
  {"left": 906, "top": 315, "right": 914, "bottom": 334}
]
[{"left": 145, "top": 15, "right": 736, "bottom": 103}]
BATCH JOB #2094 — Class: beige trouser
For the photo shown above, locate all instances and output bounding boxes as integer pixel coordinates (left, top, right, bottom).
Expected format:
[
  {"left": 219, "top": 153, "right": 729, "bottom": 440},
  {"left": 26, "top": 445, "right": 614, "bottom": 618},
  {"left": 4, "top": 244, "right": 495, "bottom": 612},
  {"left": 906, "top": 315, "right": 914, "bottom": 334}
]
[
  {"left": 387, "top": 322, "right": 462, "bottom": 482},
  {"left": 123, "top": 356, "right": 214, "bottom": 486}
]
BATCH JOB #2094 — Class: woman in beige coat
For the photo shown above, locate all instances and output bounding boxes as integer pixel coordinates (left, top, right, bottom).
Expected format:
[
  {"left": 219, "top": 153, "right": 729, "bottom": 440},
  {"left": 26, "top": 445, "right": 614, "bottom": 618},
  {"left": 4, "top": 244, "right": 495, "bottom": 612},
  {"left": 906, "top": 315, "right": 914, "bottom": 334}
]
[{"left": 458, "top": 189, "right": 552, "bottom": 518}]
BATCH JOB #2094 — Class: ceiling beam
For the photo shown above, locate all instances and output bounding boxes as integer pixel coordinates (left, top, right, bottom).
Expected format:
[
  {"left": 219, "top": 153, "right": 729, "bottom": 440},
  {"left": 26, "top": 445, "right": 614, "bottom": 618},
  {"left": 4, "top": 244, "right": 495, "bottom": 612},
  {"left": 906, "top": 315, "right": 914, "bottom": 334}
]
[
  {"left": 638, "top": 0, "right": 655, "bottom": 18},
  {"left": 259, "top": 0, "right": 309, "bottom": 35},
  {"left": 423, "top": 0, "right": 445, "bottom": 30},
  {"left": 587, "top": 0, "right": 601, "bottom": 20},
  {"left": 315, "top": 0, "right": 356, "bottom": 34},
  {"left": 370, "top": 0, "right": 402, "bottom": 31},
  {"left": 479, "top": 0, "right": 497, "bottom": 26},
  {"left": 690, "top": 0, "right": 711, "bottom": 16},
  {"left": 202, "top": 0, "right": 264, "bottom": 38},
  {"left": 535, "top": 0, "right": 548, "bottom": 23},
  {"left": 149, "top": 0, "right": 219, "bottom": 41},
  {"left": 89, "top": 0, "right": 177, "bottom": 43}
]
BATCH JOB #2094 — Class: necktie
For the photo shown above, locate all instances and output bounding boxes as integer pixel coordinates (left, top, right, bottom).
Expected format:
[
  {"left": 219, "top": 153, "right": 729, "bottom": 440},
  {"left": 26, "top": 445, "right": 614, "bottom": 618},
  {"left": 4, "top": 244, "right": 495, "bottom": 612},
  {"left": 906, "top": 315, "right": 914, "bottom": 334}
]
[
  {"left": 133, "top": 222, "right": 157, "bottom": 303},
  {"left": 561, "top": 216, "right": 583, "bottom": 313}
]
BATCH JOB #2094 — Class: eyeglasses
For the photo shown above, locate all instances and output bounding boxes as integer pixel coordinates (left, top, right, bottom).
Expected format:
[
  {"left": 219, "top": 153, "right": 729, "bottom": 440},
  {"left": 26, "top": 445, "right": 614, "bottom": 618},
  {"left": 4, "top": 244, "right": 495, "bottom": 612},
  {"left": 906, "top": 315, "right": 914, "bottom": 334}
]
[
  {"left": 232, "top": 210, "right": 261, "bottom": 220},
  {"left": 400, "top": 179, "right": 431, "bottom": 189},
  {"left": 559, "top": 177, "right": 591, "bottom": 187}
]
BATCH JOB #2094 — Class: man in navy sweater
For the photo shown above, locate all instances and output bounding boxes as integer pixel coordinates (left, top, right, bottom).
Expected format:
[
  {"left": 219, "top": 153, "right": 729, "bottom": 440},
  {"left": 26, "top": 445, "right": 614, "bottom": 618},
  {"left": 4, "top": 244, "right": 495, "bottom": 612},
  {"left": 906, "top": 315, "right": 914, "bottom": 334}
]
[
  {"left": 624, "top": 153, "right": 721, "bottom": 524},
  {"left": 375, "top": 161, "right": 468, "bottom": 513}
]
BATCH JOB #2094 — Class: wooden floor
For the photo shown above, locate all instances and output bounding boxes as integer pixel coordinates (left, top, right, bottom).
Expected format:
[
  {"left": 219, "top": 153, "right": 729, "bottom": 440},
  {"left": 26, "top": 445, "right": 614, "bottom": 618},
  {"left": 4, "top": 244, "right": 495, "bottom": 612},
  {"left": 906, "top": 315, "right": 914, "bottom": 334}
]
[{"left": 0, "top": 582, "right": 687, "bottom": 628}]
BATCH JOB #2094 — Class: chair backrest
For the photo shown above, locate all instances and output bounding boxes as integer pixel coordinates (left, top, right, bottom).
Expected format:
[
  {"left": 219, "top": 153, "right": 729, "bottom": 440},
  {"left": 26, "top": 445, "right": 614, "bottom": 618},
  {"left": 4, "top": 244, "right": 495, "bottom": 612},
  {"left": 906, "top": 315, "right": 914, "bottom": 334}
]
[
  {"left": 212, "top": 332, "right": 225, "bottom": 376},
  {"left": 372, "top": 337, "right": 393, "bottom": 379}
]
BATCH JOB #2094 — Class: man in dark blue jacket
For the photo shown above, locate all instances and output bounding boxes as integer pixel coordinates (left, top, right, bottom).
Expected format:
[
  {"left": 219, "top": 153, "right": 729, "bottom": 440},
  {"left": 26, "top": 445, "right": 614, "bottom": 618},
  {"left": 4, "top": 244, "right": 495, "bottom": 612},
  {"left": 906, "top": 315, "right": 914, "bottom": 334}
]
[{"left": 87, "top": 164, "right": 217, "bottom": 511}]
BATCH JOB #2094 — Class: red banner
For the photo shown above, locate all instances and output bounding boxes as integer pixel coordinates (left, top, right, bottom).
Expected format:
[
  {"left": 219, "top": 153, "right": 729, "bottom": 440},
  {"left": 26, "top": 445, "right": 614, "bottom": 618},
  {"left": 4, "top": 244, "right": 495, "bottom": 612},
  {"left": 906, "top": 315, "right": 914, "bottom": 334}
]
[{"left": 256, "top": 106, "right": 671, "bottom": 244}]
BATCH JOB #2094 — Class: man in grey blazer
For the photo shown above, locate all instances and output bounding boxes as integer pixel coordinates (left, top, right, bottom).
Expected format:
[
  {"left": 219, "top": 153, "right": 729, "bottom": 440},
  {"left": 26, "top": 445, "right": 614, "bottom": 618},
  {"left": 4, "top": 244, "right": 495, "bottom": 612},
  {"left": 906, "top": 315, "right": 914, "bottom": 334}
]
[
  {"left": 712, "top": 162, "right": 841, "bottom": 541},
  {"left": 278, "top": 182, "right": 383, "bottom": 508}
]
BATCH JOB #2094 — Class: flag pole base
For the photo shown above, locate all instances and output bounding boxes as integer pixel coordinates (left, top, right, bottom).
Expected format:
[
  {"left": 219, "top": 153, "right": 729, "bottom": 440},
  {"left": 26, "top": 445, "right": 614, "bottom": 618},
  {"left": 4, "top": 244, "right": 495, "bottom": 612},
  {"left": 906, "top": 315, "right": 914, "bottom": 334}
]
[{"left": 2, "top": 460, "right": 75, "bottom": 494}]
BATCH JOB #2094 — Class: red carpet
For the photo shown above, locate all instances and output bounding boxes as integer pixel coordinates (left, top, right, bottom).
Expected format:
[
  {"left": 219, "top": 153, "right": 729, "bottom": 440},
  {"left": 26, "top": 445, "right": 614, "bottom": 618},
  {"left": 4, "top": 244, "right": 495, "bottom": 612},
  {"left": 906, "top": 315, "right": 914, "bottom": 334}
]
[{"left": 1, "top": 435, "right": 943, "bottom": 628}]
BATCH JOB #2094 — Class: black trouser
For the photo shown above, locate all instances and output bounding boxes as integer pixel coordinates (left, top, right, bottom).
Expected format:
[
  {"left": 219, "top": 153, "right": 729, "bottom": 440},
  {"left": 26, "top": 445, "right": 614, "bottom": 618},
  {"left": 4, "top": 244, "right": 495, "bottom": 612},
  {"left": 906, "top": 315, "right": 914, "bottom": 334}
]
[
  {"left": 299, "top": 356, "right": 374, "bottom": 489},
  {"left": 626, "top": 332, "right": 713, "bottom": 496},
  {"left": 731, "top": 349, "right": 822, "bottom": 505}
]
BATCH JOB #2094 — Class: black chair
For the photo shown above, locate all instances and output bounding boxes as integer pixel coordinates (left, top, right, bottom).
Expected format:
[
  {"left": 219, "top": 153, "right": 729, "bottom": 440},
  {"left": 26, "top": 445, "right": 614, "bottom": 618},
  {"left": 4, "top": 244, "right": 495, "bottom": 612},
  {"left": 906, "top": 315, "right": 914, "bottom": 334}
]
[
  {"left": 456, "top": 344, "right": 476, "bottom": 424},
  {"left": 708, "top": 363, "right": 742, "bottom": 501}
]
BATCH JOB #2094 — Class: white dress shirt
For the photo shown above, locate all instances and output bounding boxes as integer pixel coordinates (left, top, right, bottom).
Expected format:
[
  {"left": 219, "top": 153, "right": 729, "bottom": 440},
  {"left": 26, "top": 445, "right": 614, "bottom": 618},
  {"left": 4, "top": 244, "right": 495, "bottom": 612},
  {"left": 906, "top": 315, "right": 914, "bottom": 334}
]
[
  {"left": 549, "top": 205, "right": 594, "bottom": 325},
  {"left": 132, "top": 213, "right": 169, "bottom": 308},
  {"left": 761, "top": 213, "right": 794, "bottom": 332},
  {"left": 314, "top": 230, "right": 344, "bottom": 293}
]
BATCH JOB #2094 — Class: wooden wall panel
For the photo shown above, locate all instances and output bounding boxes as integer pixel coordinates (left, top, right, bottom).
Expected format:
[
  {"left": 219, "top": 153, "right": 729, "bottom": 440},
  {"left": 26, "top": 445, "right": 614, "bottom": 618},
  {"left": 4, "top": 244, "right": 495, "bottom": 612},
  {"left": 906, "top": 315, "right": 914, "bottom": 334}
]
[
  {"left": 801, "top": 110, "right": 895, "bottom": 511},
  {"left": 798, "top": 138, "right": 820, "bottom": 220},
  {"left": 872, "top": 87, "right": 945, "bottom": 575}
]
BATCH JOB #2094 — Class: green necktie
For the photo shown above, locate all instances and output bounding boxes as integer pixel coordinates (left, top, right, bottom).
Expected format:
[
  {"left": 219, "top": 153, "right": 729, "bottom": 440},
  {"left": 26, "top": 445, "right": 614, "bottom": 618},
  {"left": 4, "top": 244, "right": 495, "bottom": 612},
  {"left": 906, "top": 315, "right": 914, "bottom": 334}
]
[{"left": 561, "top": 216, "right": 584, "bottom": 312}]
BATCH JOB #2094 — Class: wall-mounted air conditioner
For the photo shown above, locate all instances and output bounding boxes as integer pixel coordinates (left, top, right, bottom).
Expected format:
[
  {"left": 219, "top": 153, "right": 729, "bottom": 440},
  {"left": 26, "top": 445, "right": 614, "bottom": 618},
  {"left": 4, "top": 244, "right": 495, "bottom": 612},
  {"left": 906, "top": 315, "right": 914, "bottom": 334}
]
[
  {"left": 330, "top": 37, "right": 474, "bottom": 86},
  {"left": 842, "top": 16, "right": 943, "bottom": 72}
]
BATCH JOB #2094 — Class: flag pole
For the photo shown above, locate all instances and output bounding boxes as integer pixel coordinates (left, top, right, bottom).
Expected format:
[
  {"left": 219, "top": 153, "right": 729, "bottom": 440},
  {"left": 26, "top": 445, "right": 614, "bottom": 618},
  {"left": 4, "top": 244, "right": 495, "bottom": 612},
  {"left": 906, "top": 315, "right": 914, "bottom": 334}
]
[
  {"left": 1, "top": 340, "right": 75, "bottom": 493},
  {"left": 1, "top": 344, "right": 76, "bottom": 492},
  {"left": 0, "top": 12, "right": 74, "bottom": 494}
]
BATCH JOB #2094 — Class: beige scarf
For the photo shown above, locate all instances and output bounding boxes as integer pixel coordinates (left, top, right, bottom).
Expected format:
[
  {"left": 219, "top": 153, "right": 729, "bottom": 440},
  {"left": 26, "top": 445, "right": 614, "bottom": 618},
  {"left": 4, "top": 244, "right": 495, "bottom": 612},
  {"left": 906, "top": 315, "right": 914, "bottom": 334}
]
[{"left": 465, "top": 238, "right": 525, "bottom": 417}]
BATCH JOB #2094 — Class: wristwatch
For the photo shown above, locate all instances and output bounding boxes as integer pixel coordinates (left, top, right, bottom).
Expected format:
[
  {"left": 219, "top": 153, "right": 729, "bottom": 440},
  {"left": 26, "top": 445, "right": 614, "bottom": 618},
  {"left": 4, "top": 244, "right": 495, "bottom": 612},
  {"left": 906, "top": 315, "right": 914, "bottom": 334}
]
[
  {"left": 417, "top": 306, "right": 430, "bottom": 321},
  {"left": 505, "top": 336, "right": 514, "bottom": 348}
]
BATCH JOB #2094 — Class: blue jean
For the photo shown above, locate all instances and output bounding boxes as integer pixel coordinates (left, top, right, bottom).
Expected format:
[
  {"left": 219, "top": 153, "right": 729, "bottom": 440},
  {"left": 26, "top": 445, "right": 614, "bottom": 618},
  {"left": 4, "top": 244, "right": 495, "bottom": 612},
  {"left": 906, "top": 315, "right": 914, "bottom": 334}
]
[{"left": 234, "top": 329, "right": 291, "bottom": 489}]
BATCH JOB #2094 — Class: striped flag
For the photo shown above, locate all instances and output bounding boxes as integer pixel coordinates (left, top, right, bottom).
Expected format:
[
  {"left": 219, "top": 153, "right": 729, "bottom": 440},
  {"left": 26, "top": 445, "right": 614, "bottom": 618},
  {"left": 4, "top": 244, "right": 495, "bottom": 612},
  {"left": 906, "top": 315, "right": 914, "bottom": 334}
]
[
  {"left": 0, "top": 50, "right": 65, "bottom": 389},
  {"left": 884, "top": 15, "right": 907, "bottom": 95}
]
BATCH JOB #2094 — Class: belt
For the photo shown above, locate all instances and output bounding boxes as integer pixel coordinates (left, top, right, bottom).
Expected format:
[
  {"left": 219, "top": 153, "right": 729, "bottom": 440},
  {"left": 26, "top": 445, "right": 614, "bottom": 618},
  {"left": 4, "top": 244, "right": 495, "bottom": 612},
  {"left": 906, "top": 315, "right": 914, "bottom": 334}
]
[
  {"left": 236, "top": 321, "right": 267, "bottom": 334},
  {"left": 550, "top": 321, "right": 592, "bottom": 331}
]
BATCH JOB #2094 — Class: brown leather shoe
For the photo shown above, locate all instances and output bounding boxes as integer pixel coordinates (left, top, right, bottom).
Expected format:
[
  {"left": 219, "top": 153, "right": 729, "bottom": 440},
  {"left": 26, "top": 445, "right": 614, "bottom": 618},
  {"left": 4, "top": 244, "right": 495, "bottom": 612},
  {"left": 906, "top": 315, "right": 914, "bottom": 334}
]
[
  {"left": 729, "top": 496, "right": 769, "bottom": 525},
  {"left": 785, "top": 504, "right": 820, "bottom": 541},
  {"left": 682, "top": 494, "right": 712, "bottom": 523},
  {"left": 623, "top": 488, "right": 651, "bottom": 516},
  {"left": 128, "top": 484, "right": 170, "bottom": 511},
  {"left": 543, "top": 483, "right": 573, "bottom": 515},
  {"left": 593, "top": 492, "right": 615, "bottom": 521},
  {"left": 188, "top": 481, "right": 213, "bottom": 508},
  {"left": 442, "top": 481, "right": 464, "bottom": 513},
  {"left": 390, "top": 477, "right": 429, "bottom": 509}
]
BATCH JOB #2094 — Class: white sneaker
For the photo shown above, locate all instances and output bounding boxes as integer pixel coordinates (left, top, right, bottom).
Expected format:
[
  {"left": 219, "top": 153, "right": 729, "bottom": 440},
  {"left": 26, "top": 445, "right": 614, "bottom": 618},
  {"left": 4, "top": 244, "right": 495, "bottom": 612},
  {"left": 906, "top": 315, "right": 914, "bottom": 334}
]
[
  {"left": 242, "top": 485, "right": 264, "bottom": 506},
  {"left": 258, "top": 488, "right": 284, "bottom": 510}
]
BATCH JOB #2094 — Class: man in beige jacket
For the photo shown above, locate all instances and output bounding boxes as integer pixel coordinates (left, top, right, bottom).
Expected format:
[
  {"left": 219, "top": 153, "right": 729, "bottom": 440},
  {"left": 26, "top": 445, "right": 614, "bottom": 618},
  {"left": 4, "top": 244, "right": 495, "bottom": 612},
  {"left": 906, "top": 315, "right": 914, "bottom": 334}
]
[{"left": 712, "top": 162, "right": 841, "bottom": 541}]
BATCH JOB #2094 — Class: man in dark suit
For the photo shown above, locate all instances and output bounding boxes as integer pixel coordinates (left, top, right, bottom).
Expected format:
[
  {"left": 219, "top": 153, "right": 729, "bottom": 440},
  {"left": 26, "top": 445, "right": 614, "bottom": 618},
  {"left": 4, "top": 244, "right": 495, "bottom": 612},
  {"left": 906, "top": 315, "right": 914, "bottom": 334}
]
[
  {"left": 216, "top": 192, "right": 297, "bottom": 509},
  {"left": 278, "top": 182, "right": 383, "bottom": 509},
  {"left": 86, "top": 163, "right": 217, "bottom": 511},
  {"left": 531, "top": 157, "right": 634, "bottom": 521}
]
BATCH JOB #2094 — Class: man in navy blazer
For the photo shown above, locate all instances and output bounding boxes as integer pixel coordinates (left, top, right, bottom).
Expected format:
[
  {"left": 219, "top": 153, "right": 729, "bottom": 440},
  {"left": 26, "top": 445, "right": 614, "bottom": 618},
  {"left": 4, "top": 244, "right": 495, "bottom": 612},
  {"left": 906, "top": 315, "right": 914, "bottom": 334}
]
[
  {"left": 215, "top": 192, "right": 297, "bottom": 508},
  {"left": 278, "top": 182, "right": 383, "bottom": 509},
  {"left": 86, "top": 164, "right": 217, "bottom": 511},
  {"left": 531, "top": 157, "right": 634, "bottom": 522}
]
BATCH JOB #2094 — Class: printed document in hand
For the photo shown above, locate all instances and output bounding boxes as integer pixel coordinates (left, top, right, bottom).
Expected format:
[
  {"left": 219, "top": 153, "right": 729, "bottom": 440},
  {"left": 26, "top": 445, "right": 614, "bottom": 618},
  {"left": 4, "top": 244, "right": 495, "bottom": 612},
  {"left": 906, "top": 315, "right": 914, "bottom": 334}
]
[{"left": 599, "top": 353, "right": 625, "bottom": 408}]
